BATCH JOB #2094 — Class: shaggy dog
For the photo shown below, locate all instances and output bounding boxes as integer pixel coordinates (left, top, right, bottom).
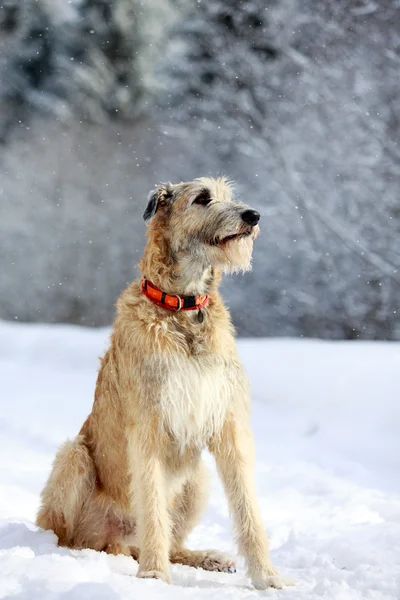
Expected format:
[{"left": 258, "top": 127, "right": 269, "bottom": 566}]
[{"left": 37, "top": 177, "right": 288, "bottom": 590}]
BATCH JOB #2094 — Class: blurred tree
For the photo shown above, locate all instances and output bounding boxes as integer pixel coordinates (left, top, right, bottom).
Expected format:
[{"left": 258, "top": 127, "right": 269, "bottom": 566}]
[
  {"left": 0, "top": 0, "right": 141, "bottom": 138},
  {"left": 160, "top": 0, "right": 279, "bottom": 156},
  {"left": 1, "top": 0, "right": 399, "bottom": 339},
  {"left": 159, "top": 0, "right": 400, "bottom": 339},
  {"left": 0, "top": 0, "right": 52, "bottom": 140}
]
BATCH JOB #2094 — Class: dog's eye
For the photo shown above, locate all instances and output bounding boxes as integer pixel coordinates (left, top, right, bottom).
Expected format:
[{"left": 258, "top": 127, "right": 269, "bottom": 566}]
[{"left": 193, "top": 192, "right": 212, "bottom": 206}]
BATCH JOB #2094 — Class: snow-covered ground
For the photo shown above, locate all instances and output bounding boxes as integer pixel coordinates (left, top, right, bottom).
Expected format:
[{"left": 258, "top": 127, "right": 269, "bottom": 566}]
[{"left": 1, "top": 321, "right": 399, "bottom": 599}]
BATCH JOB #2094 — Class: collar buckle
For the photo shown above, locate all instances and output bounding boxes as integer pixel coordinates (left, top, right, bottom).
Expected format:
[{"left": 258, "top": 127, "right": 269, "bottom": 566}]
[{"left": 172, "top": 295, "right": 182, "bottom": 311}]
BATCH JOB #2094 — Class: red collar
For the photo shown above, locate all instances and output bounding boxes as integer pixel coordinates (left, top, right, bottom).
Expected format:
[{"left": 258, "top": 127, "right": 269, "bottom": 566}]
[{"left": 141, "top": 279, "right": 209, "bottom": 312}]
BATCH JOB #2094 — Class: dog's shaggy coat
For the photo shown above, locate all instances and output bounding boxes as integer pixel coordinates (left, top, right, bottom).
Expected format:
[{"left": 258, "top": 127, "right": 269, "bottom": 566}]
[{"left": 37, "top": 178, "right": 288, "bottom": 589}]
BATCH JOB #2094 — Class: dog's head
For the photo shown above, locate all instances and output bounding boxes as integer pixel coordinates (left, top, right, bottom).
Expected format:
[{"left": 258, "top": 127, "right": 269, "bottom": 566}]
[{"left": 143, "top": 177, "right": 260, "bottom": 274}]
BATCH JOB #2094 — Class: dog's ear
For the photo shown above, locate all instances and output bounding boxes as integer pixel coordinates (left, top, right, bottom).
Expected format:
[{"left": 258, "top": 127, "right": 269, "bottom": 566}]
[
  {"left": 143, "top": 190, "right": 159, "bottom": 222},
  {"left": 143, "top": 184, "right": 173, "bottom": 222}
]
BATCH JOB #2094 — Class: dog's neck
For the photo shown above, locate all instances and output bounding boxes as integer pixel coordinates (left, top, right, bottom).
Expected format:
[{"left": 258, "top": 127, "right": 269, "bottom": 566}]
[
  {"left": 139, "top": 234, "right": 219, "bottom": 297},
  {"left": 171, "top": 257, "right": 214, "bottom": 296}
]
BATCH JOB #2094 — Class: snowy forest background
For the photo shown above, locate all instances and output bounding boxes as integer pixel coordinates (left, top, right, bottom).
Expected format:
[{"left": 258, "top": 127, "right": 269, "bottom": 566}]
[{"left": 1, "top": 0, "right": 399, "bottom": 339}]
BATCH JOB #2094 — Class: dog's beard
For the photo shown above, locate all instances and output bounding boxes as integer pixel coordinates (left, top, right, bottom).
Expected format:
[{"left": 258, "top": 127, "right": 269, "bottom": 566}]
[
  {"left": 173, "top": 235, "right": 254, "bottom": 291},
  {"left": 212, "top": 234, "right": 254, "bottom": 274}
]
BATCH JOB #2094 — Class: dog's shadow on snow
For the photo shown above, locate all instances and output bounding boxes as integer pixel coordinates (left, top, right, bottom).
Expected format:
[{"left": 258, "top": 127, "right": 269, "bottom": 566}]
[{"left": 1, "top": 522, "right": 244, "bottom": 595}]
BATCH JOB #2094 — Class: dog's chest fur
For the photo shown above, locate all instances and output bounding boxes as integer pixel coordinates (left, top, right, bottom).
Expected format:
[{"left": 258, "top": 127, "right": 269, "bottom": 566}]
[{"left": 159, "top": 351, "right": 231, "bottom": 450}]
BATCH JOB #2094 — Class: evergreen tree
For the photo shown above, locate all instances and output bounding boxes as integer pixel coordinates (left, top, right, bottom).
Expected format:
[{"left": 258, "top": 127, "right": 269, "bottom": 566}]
[
  {"left": 0, "top": 0, "right": 141, "bottom": 139},
  {"left": 161, "top": 0, "right": 278, "bottom": 153}
]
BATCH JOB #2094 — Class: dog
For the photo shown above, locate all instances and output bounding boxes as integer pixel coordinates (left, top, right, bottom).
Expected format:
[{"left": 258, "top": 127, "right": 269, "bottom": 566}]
[{"left": 36, "top": 177, "right": 287, "bottom": 590}]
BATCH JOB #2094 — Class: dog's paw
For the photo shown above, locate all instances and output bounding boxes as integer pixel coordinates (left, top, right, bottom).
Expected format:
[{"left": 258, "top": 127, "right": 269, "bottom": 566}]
[
  {"left": 252, "top": 573, "right": 295, "bottom": 590},
  {"left": 250, "top": 563, "right": 294, "bottom": 590},
  {"left": 202, "top": 550, "right": 236, "bottom": 573},
  {"left": 252, "top": 576, "right": 282, "bottom": 590},
  {"left": 137, "top": 569, "right": 171, "bottom": 584}
]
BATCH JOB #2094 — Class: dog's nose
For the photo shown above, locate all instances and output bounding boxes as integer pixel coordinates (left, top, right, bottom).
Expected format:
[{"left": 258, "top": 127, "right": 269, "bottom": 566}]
[{"left": 241, "top": 209, "right": 260, "bottom": 226}]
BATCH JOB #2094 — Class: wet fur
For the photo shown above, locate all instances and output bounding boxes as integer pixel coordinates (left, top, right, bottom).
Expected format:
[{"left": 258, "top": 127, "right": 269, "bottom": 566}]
[{"left": 36, "top": 177, "right": 288, "bottom": 589}]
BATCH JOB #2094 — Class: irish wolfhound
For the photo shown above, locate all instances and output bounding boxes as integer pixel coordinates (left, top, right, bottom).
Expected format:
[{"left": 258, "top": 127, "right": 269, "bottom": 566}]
[{"left": 37, "top": 177, "right": 288, "bottom": 590}]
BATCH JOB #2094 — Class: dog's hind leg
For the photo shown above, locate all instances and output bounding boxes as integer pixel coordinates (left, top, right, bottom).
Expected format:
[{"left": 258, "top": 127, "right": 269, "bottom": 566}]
[
  {"left": 170, "top": 548, "right": 236, "bottom": 573},
  {"left": 104, "top": 543, "right": 139, "bottom": 561},
  {"left": 169, "top": 460, "right": 236, "bottom": 573},
  {"left": 36, "top": 435, "right": 96, "bottom": 547}
]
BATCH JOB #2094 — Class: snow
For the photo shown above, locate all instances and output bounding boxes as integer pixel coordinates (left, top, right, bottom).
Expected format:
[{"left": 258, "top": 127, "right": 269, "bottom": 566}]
[{"left": 1, "top": 321, "right": 399, "bottom": 599}]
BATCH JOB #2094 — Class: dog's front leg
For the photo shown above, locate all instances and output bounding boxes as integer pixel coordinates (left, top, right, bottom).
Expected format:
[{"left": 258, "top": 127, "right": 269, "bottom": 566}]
[
  {"left": 209, "top": 417, "right": 286, "bottom": 590},
  {"left": 129, "top": 427, "right": 171, "bottom": 583}
]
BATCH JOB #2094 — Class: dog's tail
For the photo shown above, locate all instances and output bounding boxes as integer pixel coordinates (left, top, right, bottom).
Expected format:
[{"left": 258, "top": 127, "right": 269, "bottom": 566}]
[{"left": 36, "top": 434, "right": 96, "bottom": 546}]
